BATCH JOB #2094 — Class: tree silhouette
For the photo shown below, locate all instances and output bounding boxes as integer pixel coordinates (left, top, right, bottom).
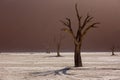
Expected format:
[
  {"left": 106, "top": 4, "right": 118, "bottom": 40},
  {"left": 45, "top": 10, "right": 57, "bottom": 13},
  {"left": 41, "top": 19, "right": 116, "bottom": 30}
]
[
  {"left": 110, "top": 45, "right": 116, "bottom": 56},
  {"left": 54, "top": 34, "right": 65, "bottom": 57},
  {"left": 60, "top": 4, "right": 100, "bottom": 67}
]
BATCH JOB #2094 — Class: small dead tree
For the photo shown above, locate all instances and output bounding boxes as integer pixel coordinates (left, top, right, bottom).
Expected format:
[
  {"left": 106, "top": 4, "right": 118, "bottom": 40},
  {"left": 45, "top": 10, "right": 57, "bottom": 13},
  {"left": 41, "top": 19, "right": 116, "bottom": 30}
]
[
  {"left": 46, "top": 47, "right": 51, "bottom": 53},
  {"left": 45, "top": 40, "right": 52, "bottom": 54},
  {"left": 110, "top": 46, "right": 116, "bottom": 56},
  {"left": 54, "top": 34, "right": 65, "bottom": 57},
  {"left": 60, "top": 4, "right": 99, "bottom": 67}
]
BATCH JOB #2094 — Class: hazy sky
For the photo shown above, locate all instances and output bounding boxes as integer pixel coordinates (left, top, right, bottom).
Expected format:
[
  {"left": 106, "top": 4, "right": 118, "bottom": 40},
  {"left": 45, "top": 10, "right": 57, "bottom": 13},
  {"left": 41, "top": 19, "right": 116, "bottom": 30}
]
[{"left": 0, "top": 0, "right": 120, "bottom": 52}]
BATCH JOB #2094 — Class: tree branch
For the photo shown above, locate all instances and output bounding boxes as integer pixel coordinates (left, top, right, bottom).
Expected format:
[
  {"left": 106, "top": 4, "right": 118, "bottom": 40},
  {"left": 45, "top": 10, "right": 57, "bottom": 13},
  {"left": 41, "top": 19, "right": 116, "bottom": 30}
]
[
  {"left": 82, "top": 22, "right": 100, "bottom": 37},
  {"left": 81, "top": 13, "right": 93, "bottom": 30},
  {"left": 61, "top": 28, "right": 79, "bottom": 45},
  {"left": 60, "top": 18, "right": 79, "bottom": 44},
  {"left": 60, "top": 20, "right": 69, "bottom": 28},
  {"left": 75, "top": 3, "right": 82, "bottom": 42},
  {"left": 75, "top": 3, "right": 82, "bottom": 29}
]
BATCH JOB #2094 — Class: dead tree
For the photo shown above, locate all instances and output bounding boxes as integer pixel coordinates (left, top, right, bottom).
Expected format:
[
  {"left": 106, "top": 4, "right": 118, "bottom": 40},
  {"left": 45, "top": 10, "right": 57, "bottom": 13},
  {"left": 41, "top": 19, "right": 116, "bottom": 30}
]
[
  {"left": 45, "top": 41, "right": 51, "bottom": 54},
  {"left": 60, "top": 4, "right": 99, "bottom": 67},
  {"left": 111, "top": 46, "right": 115, "bottom": 56},
  {"left": 54, "top": 34, "right": 65, "bottom": 57},
  {"left": 46, "top": 47, "right": 51, "bottom": 53}
]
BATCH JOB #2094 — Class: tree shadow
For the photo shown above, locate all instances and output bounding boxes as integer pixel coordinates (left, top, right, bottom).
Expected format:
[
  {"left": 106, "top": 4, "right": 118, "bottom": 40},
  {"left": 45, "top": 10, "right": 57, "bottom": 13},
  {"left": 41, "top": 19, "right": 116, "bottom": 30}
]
[
  {"left": 29, "top": 67, "right": 71, "bottom": 77},
  {"left": 43, "top": 55, "right": 64, "bottom": 58},
  {"left": 54, "top": 67, "right": 71, "bottom": 75},
  {"left": 48, "top": 55, "right": 64, "bottom": 57}
]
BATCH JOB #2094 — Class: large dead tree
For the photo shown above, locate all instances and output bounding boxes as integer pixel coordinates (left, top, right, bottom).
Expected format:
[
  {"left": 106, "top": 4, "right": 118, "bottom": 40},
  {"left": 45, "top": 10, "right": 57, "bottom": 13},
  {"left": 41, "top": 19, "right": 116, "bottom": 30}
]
[{"left": 60, "top": 4, "right": 100, "bottom": 67}]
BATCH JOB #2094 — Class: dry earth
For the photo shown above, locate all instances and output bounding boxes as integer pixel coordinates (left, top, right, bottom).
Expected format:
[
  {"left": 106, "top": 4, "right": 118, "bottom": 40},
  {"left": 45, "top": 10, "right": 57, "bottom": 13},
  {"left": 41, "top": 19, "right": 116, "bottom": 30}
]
[{"left": 0, "top": 52, "right": 120, "bottom": 80}]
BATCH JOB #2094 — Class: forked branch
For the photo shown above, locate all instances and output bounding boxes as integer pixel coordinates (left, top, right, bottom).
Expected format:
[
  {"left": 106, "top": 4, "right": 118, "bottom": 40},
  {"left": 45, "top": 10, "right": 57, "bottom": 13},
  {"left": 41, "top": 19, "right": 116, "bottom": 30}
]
[
  {"left": 82, "top": 22, "right": 100, "bottom": 37},
  {"left": 60, "top": 18, "right": 79, "bottom": 44},
  {"left": 81, "top": 13, "right": 94, "bottom": 30},
  {"left": 60, "top": 18, "right": 71, "bottom": 28}
]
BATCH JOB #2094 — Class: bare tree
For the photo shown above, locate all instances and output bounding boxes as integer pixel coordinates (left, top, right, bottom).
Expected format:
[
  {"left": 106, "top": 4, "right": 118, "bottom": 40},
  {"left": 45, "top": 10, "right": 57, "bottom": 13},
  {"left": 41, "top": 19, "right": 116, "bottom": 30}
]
[
  {"left": 45, "top": 40, "right": 52, "bottom": 54},
  {"left": 110, "top": 45, "right": 116, "bottom": 56},
  {"left": 54, "top": 34, "right": 65, "bottom": 57},
  {"left": 60, "top": 4, "right": 100, "bottom": 67},
  {"left": 46, "top": 47, "right": 51, "bottom": 53}
]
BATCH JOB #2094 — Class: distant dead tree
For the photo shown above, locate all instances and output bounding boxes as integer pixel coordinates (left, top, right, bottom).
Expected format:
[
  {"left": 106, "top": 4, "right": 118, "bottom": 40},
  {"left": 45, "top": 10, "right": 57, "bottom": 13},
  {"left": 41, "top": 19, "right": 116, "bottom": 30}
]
[
  {"left": 60, "top": 4, "right": 100, "bottom": 67},
  {"left": 54, "top": 34, "right": 65, "bottom": 57},
  {"left": 45, "top": 40, "right": 52, "bottom": 54},
  {"left": 110, "top": 45, "right": 116, "bottom": 56},
  {"left": 46, "top": 47, "right": 51, "bottom": 53}
]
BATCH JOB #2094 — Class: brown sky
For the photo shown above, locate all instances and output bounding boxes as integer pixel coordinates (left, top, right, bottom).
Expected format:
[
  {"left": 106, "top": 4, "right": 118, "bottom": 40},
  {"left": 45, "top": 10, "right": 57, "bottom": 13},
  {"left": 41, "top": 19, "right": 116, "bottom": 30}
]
[{"left": 0, "top": 0, "right": 120, "bottom": 52}]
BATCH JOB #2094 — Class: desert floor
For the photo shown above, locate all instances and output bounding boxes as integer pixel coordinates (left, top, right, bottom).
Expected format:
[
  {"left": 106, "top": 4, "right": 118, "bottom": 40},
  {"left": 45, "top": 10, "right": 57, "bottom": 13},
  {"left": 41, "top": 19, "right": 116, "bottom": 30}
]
[{"left": 0, "top": 52, "right": 120, "bottom": 80}]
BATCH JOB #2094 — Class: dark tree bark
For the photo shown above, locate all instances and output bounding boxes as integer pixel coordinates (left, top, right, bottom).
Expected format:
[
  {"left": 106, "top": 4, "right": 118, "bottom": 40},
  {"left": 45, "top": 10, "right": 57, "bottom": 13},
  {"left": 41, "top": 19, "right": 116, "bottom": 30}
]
[
  {"left": 60, "top": 4, "right": 99, "bottom": 67},
  {"left": 74, "top": 44, "right": 82, "bottom": 67},
  {"left": 112, "top": 51, "right": 115, "bottom": 56}
]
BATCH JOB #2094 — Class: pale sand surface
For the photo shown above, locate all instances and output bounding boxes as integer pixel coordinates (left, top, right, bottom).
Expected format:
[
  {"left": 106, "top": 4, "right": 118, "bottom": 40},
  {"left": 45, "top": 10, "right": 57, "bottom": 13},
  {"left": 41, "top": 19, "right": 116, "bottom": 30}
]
[{"left": 0, "top": 52, "right": 120, "bottom": 80}]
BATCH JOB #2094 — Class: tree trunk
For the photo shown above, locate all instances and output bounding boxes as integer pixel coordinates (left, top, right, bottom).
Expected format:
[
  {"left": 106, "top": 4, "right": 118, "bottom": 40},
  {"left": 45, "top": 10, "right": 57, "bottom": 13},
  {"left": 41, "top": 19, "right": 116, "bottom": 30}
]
[
  {"left": 57, "top": 51, "right": 60, "bottom": 57},
  {"left": 112, "top": 50, "right": 115, "bottom": 56},
  {"left": 57, "top": 43, "right": 61, "bottom": 57},
  {"left": 74, "top": 44, "right": 82, "bottom": 67},
  {"left": 111, "top": 47, "right": 115, "bottom": 56}
]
